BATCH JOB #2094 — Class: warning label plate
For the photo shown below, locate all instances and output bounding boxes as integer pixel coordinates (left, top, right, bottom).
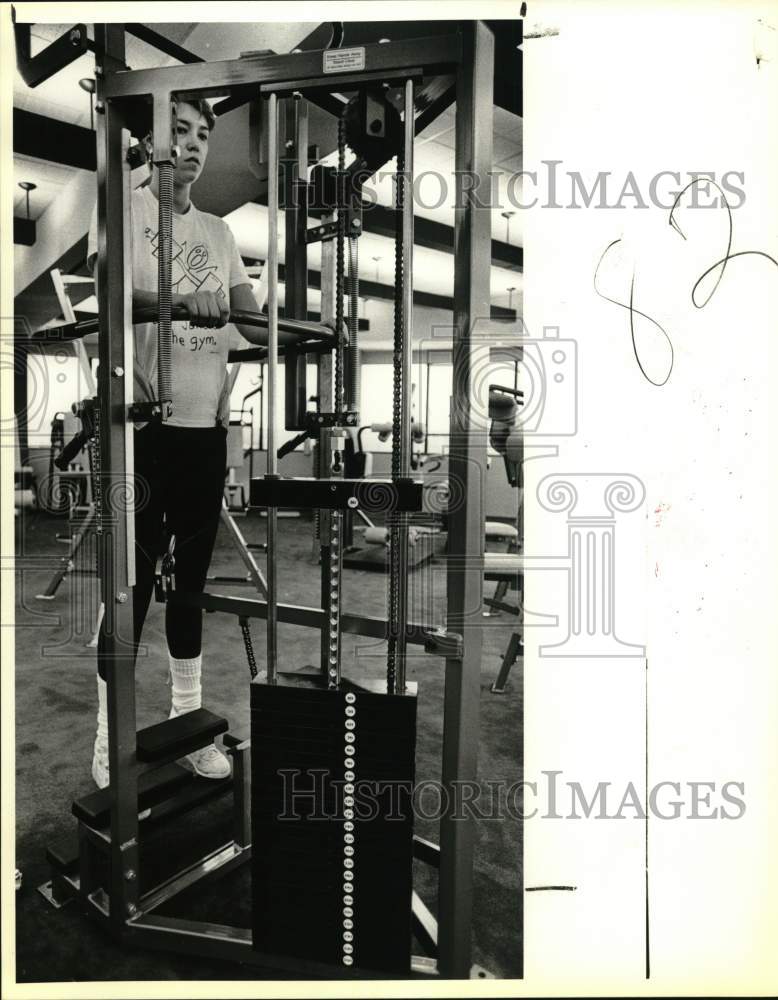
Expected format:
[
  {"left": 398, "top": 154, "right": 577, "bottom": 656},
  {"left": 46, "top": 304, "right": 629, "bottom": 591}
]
[{"left": 323, "top": 47, "right": 366, "bottom": 74}]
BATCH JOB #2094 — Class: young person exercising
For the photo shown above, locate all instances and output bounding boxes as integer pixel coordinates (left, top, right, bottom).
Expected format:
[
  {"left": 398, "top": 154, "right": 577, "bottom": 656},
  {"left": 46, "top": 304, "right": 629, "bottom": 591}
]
[{"left": 88, "top": 98, "right": 267, "bottom": 787}]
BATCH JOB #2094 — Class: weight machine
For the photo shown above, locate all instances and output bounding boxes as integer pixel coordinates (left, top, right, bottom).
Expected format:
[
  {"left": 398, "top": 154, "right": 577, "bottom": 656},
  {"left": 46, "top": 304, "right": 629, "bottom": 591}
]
[
  {"left": 484, "top": 383, "right": 524, "bottom": 693},
  {"left": 27, "top": 19, "right": 509, "bottom": 980},
  {"left": 341, "top": 421, "right": 445, "bottom": 571}
]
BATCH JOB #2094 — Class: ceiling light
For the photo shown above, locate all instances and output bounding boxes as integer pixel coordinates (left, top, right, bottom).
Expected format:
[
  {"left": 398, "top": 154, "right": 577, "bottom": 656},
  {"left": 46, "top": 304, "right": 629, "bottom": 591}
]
[
  {"left": 18, "top": 181, "right": 37, "bottom": 219},
  {"left": 79, "top": 77, "right": 96, "bottom": 130}
]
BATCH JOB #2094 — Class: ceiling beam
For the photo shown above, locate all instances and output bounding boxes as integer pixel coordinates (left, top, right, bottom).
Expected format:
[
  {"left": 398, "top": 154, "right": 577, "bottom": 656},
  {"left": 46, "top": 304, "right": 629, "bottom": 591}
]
[
  {"left": 357, "top": 203, "right": 522, "bottom": 272},
  {"left": 246, "top": 257, "right": 516, "bottom": 321},
  {"left": 125, "top": 24, "right": 205, "bottom": 64},
  {"left": 14, "top": 109, "right": 96, "bottom": 171},
  {"left": 253, "top": 194, "right": 523, "bottom": 272}
]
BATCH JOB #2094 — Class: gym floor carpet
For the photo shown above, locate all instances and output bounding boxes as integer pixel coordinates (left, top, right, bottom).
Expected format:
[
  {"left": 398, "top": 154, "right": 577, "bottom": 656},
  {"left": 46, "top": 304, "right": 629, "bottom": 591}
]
[{"left": 13, "top": 506, "right": 523, "bottom": 982}]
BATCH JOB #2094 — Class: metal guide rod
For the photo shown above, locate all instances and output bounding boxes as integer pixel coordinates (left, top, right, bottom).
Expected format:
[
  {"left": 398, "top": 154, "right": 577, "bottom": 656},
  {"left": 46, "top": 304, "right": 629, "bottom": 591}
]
[
  {"left": 347, "top": 235, "right": 360, "bottom": 412},
  {"left": 283, "top": 93, "right": 309, "bottom": 432},
  {"left": 317, "top": 116, "right": 349, "bottom": 689},
  {"left": 121, "top": 132, "right": 136, "bottom": 587},
  {"left": 265, "top": 91, "right": 279, "bottom": 685},
  {"left": 335, "top": 116, "right": 346, "bottom": 415},
  {"left": 154, "top": 99, "right": 176, "bottom": 420},
  {"left": 156, "top": 162, "right": 173, "bottom": 414},
  {"left": 400, "top": 78, "right": 415, "bottom": 480},
  {"left": 317, "top": 213, "right": 337, "bottom": 677},
  {"left": 266, "top": 93, "right": 279, "bottom": 477}
]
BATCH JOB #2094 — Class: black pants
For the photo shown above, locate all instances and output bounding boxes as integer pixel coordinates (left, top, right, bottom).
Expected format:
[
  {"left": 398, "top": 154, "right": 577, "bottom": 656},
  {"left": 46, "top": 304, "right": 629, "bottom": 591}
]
[{"left": 98, "top": 424, "right": 227, "bottom": 680}]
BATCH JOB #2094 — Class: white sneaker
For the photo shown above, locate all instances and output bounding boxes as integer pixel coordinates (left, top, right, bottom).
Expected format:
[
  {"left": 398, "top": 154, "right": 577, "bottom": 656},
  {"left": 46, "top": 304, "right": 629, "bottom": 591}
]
[
  {"left": 92, "top": 748, "right": 151, "bottom": 820},
  {"left": 187, "top": 744, "right": 231, "bottom": 779}
]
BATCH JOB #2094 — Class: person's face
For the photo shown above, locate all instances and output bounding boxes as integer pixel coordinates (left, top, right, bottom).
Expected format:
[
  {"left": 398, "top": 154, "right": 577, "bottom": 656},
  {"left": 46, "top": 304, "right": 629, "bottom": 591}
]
[{"left": 172, "top": 102, "right": 210, "bottom": 186}]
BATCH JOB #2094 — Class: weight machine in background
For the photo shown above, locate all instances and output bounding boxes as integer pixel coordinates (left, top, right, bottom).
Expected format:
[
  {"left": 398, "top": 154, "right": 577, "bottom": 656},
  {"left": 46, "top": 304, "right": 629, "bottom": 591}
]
[{"left": 23, "top": 18, "right": 518, "bottom": 980}]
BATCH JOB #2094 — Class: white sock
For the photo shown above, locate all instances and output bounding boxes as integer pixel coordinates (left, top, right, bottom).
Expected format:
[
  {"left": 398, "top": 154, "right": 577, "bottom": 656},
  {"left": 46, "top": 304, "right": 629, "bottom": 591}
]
[
  {"left": 168, "top": 653, "right": 202, "bottom": 718},
  {"left": 95, "top": 674, "right": 108, "bottom": 757}
]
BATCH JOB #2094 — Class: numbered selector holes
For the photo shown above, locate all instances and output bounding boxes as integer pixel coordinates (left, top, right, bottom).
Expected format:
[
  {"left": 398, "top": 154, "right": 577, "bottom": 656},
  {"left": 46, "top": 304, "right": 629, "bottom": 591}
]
[{"left": 343, "top": 691, "right": 357, "bottom": 967}]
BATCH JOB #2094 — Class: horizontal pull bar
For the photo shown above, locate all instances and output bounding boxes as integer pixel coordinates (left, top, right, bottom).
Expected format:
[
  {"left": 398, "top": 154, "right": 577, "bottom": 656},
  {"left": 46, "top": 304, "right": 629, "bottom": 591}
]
[
  {"left": 137, "top": 306, "right": 335, "bottom": 343},
  {"left": 17, "top": 308, "right": 337, "bottom": 348}
]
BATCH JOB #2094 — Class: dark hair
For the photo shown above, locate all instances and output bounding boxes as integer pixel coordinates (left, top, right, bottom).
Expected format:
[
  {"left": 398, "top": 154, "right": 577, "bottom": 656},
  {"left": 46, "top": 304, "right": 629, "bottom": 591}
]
[
  {"left": 142, "top": 97, "right": 215, "bottom": 164},
  {"left": 172, "top": 96, "right": 216, "bottom": 133}
]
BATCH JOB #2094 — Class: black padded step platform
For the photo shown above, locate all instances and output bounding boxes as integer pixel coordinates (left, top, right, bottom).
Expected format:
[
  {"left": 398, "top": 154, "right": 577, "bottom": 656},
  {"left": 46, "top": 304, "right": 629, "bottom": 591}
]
[
  {"left": 46, "top": 838, "right": 80, "bottom": 876},
  {"left": 72, "top": 762, "right": 192, "bottom": 828},
  {"left": 136, "top": 708, "right": 229, "bottom": 763},
  {"left": 222, "top": 731, "right": 249, "bottom": 750},
  {"left": 143, "top": 771, "right": 233, "bottom": 828}
]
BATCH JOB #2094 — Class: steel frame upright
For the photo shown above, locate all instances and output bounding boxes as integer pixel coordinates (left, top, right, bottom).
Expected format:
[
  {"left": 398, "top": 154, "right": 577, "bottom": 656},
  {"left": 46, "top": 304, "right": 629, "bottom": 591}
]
[
  {"left": 83, "top": 19, "right": 500, "bottom": 980},
  {"left": 283, "top": 94, "right": 309, "bottom": 430},
  {"left": 440, "top": 21, "right": 494, "bottom": 977},
  {"left": 93, "top": 23, "right": 141, "bottom": 934}
]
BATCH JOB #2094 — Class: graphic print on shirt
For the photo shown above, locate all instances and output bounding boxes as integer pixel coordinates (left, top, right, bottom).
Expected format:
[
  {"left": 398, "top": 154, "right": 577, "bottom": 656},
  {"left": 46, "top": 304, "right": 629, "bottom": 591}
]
[{"left": 145, "top": 226, "right": 226, "bottom": 350}]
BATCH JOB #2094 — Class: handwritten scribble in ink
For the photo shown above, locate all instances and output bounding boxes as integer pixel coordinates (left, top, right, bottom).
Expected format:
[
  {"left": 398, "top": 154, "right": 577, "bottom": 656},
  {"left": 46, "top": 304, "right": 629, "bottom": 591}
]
[
  {"left": 593, "top": 239, "right": 674, "bottom": 387},
  {"left": 597, "top": 178, "right": 777, "bottom": 386},
  {"left": 690, "top": 249, "right": 778, "bottom": 304},
  {"left": 670, "top": 178, "right": 777, "bottom": 306},
  {"left": 668, "top": 178, "right": 733, "bottom": 307}
]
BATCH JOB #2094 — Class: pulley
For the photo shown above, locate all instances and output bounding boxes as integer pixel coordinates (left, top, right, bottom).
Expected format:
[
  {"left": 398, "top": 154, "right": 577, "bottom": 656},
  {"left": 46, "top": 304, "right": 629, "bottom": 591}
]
[{"left": 342, "top": 89, "right": 403, "bottom": 171}]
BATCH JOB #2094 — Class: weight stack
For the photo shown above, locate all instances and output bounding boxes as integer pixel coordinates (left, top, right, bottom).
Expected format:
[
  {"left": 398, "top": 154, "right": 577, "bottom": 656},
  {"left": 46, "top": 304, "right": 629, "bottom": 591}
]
[{"left": 251, "top": 672, "right": 417, "bottom": 974}]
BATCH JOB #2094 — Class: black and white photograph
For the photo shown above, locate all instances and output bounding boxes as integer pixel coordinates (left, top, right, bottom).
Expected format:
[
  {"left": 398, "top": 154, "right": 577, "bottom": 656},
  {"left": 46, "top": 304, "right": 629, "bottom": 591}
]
[
  {"left": 2, "top": 2, "right": 777, "bottom": 997},
  {"left": 4, "top": 5, "right": 525, "bottom": 988}
]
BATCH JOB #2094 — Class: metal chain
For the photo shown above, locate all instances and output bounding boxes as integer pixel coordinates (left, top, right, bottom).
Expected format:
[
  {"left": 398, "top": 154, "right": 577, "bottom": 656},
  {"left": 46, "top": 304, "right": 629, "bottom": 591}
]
[
  {"left": 239, "top": 617, "right": 258, "bottom": 680},
  {"left": 90, "top": 399, "right": 104, "bottom": 633},
  {"left": 386, "top": 146, "right": 406, "bottom": 691},
  {"left": 335, "top": 116, "right": 346, "bottom": 416},
  {"left": 91, "top": 399, "right": 102, "bottom": 537},
  {"left": 390, "top": 147, "right": 405, "bottom": 479},
  {"left": 85, "top": 402, "right": 101, "bottom": 601}
]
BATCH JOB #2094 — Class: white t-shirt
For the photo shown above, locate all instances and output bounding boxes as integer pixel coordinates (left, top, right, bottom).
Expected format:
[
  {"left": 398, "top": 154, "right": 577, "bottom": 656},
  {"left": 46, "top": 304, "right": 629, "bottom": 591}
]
[{"left": 88, "top": 184, "right": 251, "bottom": 428}]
